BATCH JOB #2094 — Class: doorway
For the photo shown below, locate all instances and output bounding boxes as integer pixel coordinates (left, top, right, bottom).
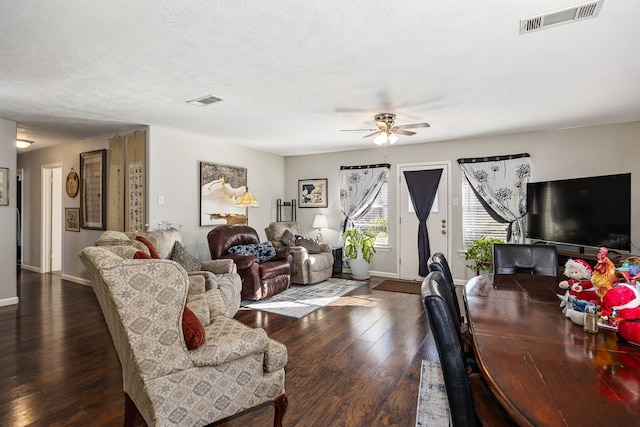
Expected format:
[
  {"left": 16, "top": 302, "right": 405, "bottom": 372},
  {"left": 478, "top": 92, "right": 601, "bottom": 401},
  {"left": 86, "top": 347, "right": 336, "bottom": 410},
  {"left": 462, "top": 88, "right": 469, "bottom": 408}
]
[
  {"left": 16, "top": 169, "right": 22, "bottom": 272},
  {"left": 41, "top": 164, "right": 63, "bottom": 274},
  {"left": 397, "top": 162, "right": 451, "bottom": 280}
]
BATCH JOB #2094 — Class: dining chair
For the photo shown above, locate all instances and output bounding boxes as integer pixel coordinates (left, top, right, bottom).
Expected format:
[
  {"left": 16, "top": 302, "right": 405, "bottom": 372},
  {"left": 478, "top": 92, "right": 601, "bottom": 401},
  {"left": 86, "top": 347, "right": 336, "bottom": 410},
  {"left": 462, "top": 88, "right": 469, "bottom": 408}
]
[
  {"left": 429, "top": 252, "right": 461, "bottom": 322},
  {"left": 421, "top": 272, "right": 514, "bottom": 427},
  {"left": 423, "top": 270, "right": 477, "bottom": 372},
  {"left": 493, "top": 243, "right": 558, "bottom": 276}
]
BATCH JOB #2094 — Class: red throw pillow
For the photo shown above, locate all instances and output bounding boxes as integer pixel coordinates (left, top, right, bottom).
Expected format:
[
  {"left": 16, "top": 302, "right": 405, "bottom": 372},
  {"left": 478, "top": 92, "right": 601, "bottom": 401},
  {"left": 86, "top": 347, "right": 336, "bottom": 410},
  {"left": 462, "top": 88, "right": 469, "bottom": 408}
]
[
  {"left": 136, "top": 235, "right": 161, "bottom": 259},
  {"left": 182, "top": 306, "right": 205, "bottom": 350},
  {"left": 134, "top": 251, "right": 153, "bottom": 259}
]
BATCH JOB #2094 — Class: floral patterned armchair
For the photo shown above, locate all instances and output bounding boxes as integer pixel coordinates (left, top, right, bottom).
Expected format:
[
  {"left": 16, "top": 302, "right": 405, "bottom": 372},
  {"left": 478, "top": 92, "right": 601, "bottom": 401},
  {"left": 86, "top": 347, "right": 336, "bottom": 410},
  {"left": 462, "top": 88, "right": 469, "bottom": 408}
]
[{"left": 79, "top": 245, "right": 288, "bottom": 426}]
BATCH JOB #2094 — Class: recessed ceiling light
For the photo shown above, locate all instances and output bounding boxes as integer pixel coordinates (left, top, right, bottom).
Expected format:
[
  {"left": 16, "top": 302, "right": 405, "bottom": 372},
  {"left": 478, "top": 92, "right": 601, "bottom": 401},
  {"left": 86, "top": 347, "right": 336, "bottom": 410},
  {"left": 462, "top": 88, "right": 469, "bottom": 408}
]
[{"left": 186, "top": 94, "right": 224, "bottom": 107}]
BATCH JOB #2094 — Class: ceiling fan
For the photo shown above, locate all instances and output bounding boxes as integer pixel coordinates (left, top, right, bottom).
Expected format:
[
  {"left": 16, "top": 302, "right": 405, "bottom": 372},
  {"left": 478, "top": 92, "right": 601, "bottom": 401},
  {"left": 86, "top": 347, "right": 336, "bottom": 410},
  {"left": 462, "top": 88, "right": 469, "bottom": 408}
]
[{"left": 342, "top": 113, "right": 430, "bottom": 145}]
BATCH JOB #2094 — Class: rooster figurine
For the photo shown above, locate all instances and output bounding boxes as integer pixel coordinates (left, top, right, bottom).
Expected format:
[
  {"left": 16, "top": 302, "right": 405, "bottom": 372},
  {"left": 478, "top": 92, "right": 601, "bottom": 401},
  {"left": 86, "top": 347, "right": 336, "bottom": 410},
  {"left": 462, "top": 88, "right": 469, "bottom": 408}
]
[{"left": 592, "top": 247, "right": 617, "bottom": 299}]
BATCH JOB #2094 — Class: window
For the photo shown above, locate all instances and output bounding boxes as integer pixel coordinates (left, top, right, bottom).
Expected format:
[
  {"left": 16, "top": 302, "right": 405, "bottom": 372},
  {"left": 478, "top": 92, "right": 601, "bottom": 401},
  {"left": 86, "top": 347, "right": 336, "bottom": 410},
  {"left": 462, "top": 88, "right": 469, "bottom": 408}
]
[
  {"left": 353, "top": 181, "right": 388, "bottom": 247},
  {"left": 461, "top": 174, "right": 507, "bottom": 247}
]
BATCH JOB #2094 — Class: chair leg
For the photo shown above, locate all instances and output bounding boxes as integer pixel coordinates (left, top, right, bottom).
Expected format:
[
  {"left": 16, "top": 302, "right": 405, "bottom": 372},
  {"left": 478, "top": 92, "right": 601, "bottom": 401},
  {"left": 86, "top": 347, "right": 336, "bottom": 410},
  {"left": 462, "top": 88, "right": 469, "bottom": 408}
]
[
  {"left": 124, "top": 393, "right": 138, "bottom": 427},
  {"left": 273, "top": 393, "right": 288, "bottom": 427}
]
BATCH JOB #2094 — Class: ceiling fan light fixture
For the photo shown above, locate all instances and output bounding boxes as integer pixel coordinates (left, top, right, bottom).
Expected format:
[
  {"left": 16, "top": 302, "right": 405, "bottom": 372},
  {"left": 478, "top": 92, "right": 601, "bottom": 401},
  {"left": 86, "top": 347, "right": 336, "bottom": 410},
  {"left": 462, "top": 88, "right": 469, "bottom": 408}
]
[
  {"left": 388, "top": 133, "right": 399, "bottom": 145},
  {"left": 373, "top": 133, "right": 388, "bottom": 145}
]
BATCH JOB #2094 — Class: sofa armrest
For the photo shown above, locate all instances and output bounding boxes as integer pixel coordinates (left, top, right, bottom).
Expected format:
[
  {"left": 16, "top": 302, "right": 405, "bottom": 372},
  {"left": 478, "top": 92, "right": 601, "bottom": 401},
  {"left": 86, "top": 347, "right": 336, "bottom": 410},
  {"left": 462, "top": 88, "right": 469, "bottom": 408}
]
[
  {"left": 264, "top": 338, "right": 288, "bottom": 372},
  {"left": 222, "top": 253, "right": 258, "bottom": 270},
  {"left": 200, "top": 258, "right": 236, "bottom": 275},
  {"left": 275, "top": 246, "right": 294, "bottom": 260},
  {"left": 319, "top": 242, "right": 332, "bottom": 253}
]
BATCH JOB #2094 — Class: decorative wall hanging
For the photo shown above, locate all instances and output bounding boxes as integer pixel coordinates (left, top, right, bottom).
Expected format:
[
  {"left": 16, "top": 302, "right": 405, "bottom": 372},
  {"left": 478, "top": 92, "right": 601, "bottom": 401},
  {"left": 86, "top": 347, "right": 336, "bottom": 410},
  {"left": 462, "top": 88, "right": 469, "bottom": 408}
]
[
  {"left": 0, "top": 167, "right": 8, "bottom": 206},
  {"left": 200, "top": 161, "right": 247, "bottom": 226},
  {"left": 299, "top": 178, "right": 328, "bottom": 208},
  {"left": 80, "top": 149, "right": 107, "bottom": 230},
  {"left": 65, "top": 168, "right": 79, "bottom": 198},
  {"left": 65, "top": 208, "right": 80, "bottom": 232},
  {"left": 126, "top": 131, "right": 146, "bottom": 232}
]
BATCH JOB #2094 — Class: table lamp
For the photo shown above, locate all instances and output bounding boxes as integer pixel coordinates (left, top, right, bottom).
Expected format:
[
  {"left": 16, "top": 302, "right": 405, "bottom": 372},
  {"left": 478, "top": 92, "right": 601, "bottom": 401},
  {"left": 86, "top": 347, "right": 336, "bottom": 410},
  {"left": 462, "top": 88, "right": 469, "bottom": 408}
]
[{"left": 312, "top": 214, "right": 328, "bottom": 242}]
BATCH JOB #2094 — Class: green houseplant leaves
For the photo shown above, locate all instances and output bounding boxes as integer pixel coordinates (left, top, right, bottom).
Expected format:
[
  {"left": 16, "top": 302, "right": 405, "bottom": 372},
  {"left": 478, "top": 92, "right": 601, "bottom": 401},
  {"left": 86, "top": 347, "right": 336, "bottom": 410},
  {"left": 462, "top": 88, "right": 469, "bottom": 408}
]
[{"left": 342, "top": 228, "right": 376, "bottom": 263}]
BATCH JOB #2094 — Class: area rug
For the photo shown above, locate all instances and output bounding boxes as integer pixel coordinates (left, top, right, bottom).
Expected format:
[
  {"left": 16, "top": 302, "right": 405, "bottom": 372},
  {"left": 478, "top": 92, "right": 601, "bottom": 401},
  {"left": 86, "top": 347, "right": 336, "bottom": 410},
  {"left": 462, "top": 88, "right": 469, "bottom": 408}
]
[
  {"left": 373, "top": 279, "right": 421, "bottom": 295},
  {"left": 415, "top": 360, "right": 450, "bottom": 427},
  {"left": 240, "top": 278, "right": 366, "bottom": 319}
]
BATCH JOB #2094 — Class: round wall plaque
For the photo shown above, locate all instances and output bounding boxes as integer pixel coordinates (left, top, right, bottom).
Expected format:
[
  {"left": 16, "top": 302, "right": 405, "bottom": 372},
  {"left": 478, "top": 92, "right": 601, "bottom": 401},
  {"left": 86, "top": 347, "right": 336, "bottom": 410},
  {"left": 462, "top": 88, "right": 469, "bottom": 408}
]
[{"left": 66, "top": 170, "right": 79, "bottom": 198}]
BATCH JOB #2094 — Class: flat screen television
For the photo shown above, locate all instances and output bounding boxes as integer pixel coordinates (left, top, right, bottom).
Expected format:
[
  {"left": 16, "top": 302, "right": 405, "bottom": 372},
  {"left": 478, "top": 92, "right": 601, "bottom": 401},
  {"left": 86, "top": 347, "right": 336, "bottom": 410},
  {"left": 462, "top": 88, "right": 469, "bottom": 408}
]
[{"left": 526, "top": 173, "right": 631, "bottom": 252}]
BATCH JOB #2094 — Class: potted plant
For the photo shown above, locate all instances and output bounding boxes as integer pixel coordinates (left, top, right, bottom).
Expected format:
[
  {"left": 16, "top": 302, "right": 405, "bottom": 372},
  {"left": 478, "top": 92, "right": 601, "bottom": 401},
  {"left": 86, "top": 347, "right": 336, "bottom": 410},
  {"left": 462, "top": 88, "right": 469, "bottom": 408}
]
[
  {"left": 342, "top": 228, "right": 376, "bottom": 279},
  {"left": 464, "top": 236, "right": 505, "bottom": 275}
]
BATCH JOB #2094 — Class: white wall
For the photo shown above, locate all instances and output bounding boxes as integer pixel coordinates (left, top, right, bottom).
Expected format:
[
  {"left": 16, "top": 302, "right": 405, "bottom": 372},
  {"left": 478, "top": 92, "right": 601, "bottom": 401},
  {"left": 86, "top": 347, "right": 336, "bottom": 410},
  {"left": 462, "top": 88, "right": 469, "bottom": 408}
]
[
  {"left": 17, "top": 129, "right": 143, "bottom": 282},
  {"left": 147, "top": 126, "right": 286, "bottom": 260},
  {"left": 0, "top": 119, "right": 18, "bottom": 306},
  {"left": 285, "top": 121, "right": 640, "bottom": 282}
]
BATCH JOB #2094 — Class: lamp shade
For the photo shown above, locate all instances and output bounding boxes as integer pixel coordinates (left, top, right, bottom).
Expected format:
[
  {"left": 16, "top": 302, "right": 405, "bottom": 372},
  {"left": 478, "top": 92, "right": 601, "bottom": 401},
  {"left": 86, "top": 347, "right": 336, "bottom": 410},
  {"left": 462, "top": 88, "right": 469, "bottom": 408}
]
[
  {"left": 312, "top": 214, "right": 328, "bottom": 229},
  {"left": 236, "top": 190, "right": 260, "bottom": 207}
]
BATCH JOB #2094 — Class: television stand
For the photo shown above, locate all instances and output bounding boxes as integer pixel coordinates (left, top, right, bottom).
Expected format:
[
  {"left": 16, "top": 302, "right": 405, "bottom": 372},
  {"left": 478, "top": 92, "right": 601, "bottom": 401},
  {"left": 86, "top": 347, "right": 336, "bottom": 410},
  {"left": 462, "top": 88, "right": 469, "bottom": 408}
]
[{"left": 556, "top": 249, "right": 623, "bottom": 272}]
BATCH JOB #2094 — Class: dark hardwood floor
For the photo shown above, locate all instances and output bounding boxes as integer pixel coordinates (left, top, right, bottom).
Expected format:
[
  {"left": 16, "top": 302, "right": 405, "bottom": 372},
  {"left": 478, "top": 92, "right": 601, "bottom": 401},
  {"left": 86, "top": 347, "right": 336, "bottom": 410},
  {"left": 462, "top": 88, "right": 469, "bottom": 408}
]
[{"left": 1, "top": 271, "right": 437, "bottom": 427}]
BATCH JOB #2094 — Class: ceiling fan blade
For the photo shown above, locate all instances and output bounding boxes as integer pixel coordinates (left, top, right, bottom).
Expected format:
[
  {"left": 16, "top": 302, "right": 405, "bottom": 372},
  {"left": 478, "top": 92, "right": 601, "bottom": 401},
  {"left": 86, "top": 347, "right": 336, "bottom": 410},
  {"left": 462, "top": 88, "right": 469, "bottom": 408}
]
[
  {"left": 363, "top": 131, "right": 382, "bottom": 138},
  {"left": 394, "top": 129, "right": 417, "bottom": 136},
  {"left": 396, "top": 122, "right": 430, "bottom": 129},
  {"left": 341, "top": 128, "right": 377, "bottom": 132}
]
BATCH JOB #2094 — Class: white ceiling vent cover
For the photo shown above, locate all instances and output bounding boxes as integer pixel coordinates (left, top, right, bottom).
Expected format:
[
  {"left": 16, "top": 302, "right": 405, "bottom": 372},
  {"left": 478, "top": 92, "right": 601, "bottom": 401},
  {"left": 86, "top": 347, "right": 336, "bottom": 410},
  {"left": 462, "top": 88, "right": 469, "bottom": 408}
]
[
  {"left": 520, "top": 1, "right": 604, "bottom": 34},
  {"left": 186, "top": 95, "right": 223, "bottom": 107}
]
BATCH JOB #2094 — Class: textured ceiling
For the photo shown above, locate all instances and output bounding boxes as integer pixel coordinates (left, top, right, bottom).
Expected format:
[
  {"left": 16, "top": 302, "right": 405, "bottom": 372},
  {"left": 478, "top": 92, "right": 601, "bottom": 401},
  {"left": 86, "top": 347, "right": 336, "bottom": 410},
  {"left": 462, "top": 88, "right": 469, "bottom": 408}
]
[{"left": 3, "top": 0, "right": 640, "bottom": 156}]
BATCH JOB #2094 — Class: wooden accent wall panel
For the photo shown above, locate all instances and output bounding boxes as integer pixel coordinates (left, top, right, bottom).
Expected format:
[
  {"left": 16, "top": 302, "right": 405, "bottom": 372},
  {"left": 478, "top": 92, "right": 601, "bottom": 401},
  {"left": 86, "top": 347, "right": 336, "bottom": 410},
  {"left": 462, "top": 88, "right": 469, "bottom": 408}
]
[
  {"left": 107, "top": 135, "right": 125, "bottom": 230},
  {"left": 107, "top": 130, "right": 146, "bottom": 232}
]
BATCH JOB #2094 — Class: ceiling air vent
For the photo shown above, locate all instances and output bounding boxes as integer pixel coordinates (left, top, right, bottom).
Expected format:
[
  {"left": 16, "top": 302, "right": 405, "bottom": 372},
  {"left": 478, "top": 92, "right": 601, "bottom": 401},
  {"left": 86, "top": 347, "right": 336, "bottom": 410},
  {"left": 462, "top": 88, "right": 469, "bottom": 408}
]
[
  {"left": 186, "top": 94, "right": 223, "bottom": 107},
  {"left": 520, "top": 1, "right": 604, "bottom": 34}
]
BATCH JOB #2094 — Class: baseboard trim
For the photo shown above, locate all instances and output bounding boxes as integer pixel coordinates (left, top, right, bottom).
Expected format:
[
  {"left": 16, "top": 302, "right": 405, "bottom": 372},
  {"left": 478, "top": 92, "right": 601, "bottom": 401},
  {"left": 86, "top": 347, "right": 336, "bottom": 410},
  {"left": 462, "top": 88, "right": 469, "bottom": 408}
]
[
  {"left": 62, "top": 274, "right": 91, "bottom": 286},
  {"left": 20, "top": 264, "right": 41, "bottom": 273},
  {"left": 0, "top": 296, "right": 20, "bottom": 307}
]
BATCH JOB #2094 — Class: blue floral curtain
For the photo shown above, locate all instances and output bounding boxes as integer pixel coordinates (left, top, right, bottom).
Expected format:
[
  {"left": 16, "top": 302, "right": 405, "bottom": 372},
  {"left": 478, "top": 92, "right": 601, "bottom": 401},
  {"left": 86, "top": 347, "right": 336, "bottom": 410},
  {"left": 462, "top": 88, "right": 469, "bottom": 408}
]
[
  {"left": 457, "top": 154, "right": 532, "bottom": 243},
  {"left": 339, "top": 164, "right": 390, "bottom": 232}
]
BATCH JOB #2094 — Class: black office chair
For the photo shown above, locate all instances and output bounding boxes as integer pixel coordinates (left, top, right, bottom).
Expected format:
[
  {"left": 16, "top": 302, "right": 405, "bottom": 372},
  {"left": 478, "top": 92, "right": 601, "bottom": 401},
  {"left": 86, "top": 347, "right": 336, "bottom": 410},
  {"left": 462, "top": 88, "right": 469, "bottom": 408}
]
[
  {"left": 422, "top": 272, "right": 514, "bottom": 427},
  {"left": 493, "top": 243, "right": 558, "bottom": 276}
]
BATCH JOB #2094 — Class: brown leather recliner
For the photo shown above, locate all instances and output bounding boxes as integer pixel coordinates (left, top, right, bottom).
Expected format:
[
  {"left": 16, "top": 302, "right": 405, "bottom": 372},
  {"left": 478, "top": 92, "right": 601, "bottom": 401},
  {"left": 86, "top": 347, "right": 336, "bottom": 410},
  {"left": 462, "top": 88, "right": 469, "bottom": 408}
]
[{"left": 207, "top": 225, "right": 293, "bottom": 300}]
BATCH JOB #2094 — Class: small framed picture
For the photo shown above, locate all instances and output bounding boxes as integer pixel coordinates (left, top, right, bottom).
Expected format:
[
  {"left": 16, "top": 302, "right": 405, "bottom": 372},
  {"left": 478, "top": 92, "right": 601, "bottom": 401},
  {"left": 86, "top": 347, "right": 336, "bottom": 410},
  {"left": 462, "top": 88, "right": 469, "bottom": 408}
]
[
  {"left": 299, "top": 178, "right": 328, "bottom": 208},
  {"left": 0, "top": 167, "right": 8, "bottom": 206},
  {"left": 65, "top": 208, "right": 80, "bottom": 232}
]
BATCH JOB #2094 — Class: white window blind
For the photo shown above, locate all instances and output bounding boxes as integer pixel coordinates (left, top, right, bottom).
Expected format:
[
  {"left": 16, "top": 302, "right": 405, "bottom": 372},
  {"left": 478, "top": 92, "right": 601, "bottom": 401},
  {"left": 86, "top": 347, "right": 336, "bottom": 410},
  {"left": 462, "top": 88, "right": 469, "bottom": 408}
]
[
  {"left": 461, "top": 174, "right": 508, "bottom": 247},
  {"left": 353, "top": 181, "right": 388, "bottom": 246}
]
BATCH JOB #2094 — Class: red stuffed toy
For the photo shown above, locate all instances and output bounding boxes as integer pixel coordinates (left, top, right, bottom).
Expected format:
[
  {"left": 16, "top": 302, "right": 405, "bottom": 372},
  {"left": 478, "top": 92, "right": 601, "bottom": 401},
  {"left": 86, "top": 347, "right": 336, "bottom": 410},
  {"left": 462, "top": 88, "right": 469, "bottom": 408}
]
[
  {"left": 559, "top": 259, "right": 599, "bottom": 304},
  {"left": 601, "top": 283, "right": 640, "bottom": 320},
  {"left": 618, "top": 319, "right": 640, "bottom": 347}
]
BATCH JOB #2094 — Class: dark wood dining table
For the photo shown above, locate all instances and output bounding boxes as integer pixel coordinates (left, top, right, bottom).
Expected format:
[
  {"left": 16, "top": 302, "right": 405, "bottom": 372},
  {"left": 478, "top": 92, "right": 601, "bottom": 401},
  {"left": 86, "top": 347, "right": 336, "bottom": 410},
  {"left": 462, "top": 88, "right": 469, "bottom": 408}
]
[{"left": 464, "top": 273, "right": 640, "bottom": 426}]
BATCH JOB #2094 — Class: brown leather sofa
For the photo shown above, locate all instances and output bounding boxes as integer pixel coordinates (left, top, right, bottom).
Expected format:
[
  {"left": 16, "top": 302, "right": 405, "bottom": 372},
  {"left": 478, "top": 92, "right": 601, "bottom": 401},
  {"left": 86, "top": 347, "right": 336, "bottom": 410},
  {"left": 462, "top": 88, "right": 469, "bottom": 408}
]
[{"left": 207, "top": 225, "right": 293, "bottom": 300}]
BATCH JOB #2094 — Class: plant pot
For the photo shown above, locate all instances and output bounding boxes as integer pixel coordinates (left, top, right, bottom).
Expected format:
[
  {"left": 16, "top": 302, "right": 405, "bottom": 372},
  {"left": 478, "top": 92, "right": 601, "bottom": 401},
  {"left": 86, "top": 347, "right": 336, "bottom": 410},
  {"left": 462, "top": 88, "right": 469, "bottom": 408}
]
[{"left": 349, "top": 258, "right": 370, "bottom": 280}]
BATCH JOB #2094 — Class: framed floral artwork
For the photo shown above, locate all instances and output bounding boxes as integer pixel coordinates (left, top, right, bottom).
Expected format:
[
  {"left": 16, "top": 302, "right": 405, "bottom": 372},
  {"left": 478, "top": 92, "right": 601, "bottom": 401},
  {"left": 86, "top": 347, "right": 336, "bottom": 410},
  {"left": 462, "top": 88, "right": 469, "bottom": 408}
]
[
  {"left": 299, "top": 178, "right": 328, "bottom": 208},
  {"left": 65, "top": 208, "right": 80, "bottom": 232}
]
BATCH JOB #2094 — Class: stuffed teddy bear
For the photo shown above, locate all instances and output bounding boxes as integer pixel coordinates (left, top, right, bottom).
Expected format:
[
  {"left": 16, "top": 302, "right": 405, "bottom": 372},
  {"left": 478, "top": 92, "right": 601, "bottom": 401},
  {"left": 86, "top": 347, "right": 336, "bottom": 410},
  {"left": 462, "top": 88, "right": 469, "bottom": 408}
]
[{"left": 559, "top": 258, "right": 600, "bottom": 304}]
